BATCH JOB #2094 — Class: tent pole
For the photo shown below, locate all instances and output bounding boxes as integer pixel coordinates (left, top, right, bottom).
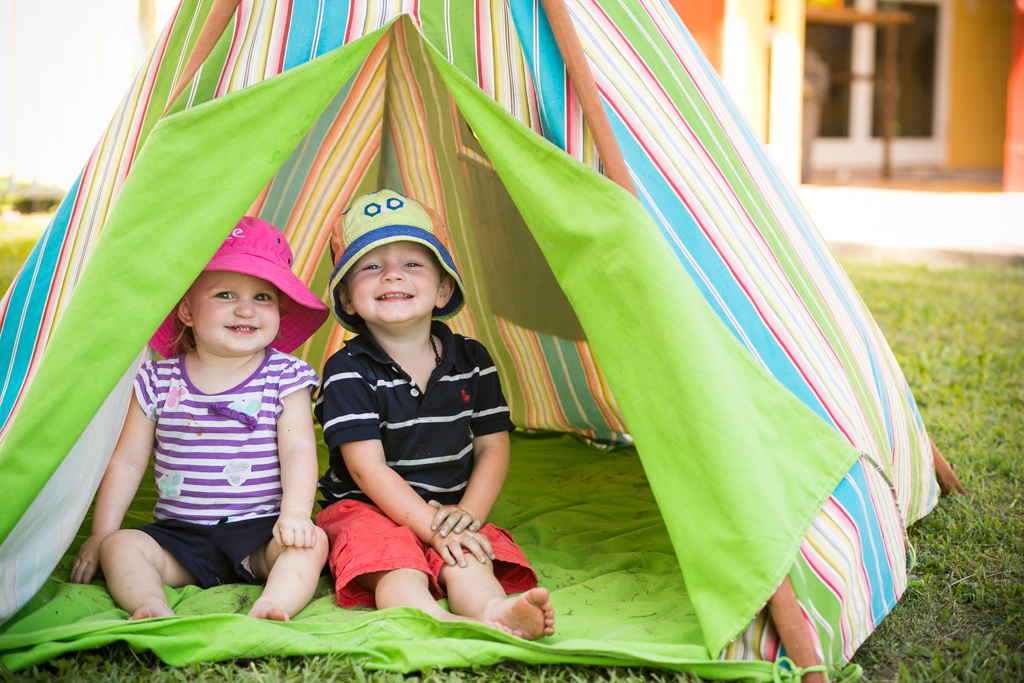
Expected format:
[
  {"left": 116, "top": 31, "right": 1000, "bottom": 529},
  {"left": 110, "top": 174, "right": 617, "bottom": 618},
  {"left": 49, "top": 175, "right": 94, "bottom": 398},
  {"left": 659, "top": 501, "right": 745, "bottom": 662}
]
[
  {"left": 162, "top": 0, "right": 242, "bottom": 116},
  {"left": 767, "top": 577, "right": 827, "bottom": 683},
  {"left": 539, "top": 0, "right": 638, "bottom": 198},
  {"left": 931, "top": 438, "right": 966, "bottom": 496}
]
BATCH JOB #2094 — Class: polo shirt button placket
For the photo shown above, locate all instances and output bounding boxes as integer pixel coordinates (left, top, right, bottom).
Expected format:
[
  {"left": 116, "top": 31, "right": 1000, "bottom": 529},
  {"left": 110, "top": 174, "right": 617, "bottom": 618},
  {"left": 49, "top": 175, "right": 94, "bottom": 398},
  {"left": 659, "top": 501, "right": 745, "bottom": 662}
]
[{"left": 410, "top": 387, "right": 420, "bottom": 397}]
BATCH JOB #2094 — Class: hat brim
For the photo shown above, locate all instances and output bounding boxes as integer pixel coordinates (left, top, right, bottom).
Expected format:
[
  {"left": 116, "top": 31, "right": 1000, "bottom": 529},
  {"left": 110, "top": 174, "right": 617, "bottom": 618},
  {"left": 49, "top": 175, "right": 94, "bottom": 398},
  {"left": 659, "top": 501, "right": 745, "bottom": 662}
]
[
  {"left": 328, "top": 225, "right": 466, "bottom": 333},
  {"left": 150, "top": 254, "right": 329, "bottom": 358}
]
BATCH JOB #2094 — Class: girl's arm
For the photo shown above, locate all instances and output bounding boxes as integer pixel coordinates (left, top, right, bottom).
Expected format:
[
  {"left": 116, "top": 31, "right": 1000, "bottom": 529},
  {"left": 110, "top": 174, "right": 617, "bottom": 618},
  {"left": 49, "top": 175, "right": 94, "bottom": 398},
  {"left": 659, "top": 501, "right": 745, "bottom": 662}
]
[
  {"left": 70, "top": 397, "right": 155, "bottom": 584},
  {"left": 274, "top": 390, "right": 321, "bottom": 548}
]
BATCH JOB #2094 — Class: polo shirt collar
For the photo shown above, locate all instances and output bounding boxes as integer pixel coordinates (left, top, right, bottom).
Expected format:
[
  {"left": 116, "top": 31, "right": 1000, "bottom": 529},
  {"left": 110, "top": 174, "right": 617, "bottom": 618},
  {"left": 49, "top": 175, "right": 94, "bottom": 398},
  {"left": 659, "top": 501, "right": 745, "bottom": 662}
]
[{"left": 345, "top": 321, "right": 471, "bottom": 373}]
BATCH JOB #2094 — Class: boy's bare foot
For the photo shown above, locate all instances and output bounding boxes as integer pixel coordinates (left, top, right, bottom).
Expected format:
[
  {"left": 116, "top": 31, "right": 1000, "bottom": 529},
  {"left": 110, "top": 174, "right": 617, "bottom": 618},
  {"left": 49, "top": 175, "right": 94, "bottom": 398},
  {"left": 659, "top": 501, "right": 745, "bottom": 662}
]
[
  {"left": 480, "top": 587, "right": 555, "bottom": 640},
  {"left": 129, "top": 604, "right": 174, "bottom": 620},
  {"left": 248, "top": 600, "right": 291, "bottom": 621}
]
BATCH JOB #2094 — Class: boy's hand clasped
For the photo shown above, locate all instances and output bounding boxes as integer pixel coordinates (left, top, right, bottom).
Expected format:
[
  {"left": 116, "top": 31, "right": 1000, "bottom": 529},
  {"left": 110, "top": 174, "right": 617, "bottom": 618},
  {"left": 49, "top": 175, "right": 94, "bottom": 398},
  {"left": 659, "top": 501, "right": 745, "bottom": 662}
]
[{"left": 429, "top": 500, "right": 483, "bottom": 536}]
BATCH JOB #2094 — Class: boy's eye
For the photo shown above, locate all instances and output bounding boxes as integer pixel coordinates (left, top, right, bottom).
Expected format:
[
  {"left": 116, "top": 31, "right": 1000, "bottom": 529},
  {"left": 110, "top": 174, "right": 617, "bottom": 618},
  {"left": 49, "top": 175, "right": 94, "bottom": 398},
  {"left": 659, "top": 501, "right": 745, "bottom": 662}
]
[{"left": 405, "top": 261, "right": 422, "bottom": 268}]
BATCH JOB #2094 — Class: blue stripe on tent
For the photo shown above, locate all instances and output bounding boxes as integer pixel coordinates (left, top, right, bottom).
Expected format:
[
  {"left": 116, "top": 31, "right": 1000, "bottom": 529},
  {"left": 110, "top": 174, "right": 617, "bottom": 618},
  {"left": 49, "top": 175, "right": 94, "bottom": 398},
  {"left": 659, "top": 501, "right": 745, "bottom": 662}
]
[
  {"left": 712, "top": 87, "right": 899, "bottom": 446},
  {"left": 605, "top": 109, "right": 832, "bottom": 426},
  {"left": 313, "top": 0, "right": 351, "bottom": 58},
  {"left": 835, "top": 460, "right": 898, "bottom": 624},
  {"left": 259, "top": 81, "right": 355, "bottom": 228},
  {"left": 0, "top": 170, "right": 81, "bottom": 426},
  {"left": 507, "top": 0, "right": 566, "bottom": 149},
  {"left": 281, "top": 0, "right": 320, "bottom": 71}
]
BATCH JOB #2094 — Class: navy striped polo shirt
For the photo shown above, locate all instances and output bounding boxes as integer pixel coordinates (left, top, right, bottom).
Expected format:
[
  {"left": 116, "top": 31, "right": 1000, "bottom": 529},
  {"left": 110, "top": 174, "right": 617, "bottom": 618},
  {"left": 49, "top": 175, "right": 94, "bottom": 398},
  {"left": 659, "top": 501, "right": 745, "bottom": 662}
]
[{"left": 315, "top": 321, "right": 516, "bottom": 508}]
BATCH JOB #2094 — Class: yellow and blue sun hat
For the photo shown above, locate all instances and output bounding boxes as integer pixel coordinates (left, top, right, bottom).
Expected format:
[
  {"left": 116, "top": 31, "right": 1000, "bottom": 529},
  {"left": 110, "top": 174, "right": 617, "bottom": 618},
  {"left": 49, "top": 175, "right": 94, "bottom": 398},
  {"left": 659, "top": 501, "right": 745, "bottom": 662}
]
[{"left": 328, "top": 190, "right": 467, "bottom": 332}]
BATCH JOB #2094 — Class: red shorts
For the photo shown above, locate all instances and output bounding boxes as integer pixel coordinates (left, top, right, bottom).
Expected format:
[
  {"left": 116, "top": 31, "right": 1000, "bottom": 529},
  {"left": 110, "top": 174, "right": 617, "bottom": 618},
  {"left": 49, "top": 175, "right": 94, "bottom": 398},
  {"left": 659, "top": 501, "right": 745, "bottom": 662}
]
[{"left": 316, "top": 499, "right": 537, "bottom": 608}]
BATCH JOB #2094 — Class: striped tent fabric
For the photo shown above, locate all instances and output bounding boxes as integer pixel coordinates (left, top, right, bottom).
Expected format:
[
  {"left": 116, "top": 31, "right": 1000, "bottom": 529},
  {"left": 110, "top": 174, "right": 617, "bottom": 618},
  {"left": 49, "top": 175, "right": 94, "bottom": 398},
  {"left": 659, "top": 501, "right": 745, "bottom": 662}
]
[{"left": 0, "top": 0, "right": 937, "bottom": 672}]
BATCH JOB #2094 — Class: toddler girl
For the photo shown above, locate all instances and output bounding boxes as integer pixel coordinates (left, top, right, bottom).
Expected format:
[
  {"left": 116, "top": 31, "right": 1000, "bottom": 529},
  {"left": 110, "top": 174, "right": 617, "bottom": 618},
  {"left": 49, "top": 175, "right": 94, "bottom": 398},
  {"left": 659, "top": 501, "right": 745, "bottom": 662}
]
[{"left": 71, "top": 217, "right": 330, "bottom": 622}]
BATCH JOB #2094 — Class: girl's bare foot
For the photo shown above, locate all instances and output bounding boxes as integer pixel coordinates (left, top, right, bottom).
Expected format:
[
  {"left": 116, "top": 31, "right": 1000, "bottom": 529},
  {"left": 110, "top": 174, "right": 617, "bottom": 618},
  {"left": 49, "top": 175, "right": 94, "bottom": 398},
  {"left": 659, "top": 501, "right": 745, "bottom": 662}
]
[
  {"left": 480, "top": 587, "right": 555, "bottom": 640},
  {"left": 129, "top": 604, "right": 174, "bottom": 620},
  {"left": 248, "top": 600, "right": 291, "bottom": 621}
]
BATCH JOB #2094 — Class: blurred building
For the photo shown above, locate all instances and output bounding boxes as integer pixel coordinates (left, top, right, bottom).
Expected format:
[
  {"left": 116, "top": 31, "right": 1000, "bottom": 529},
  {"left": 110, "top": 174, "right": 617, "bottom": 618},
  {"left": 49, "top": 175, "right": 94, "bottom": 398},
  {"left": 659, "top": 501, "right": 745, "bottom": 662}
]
[{"left": 670, "top": 0, "right": 1019, "bottom": 189}]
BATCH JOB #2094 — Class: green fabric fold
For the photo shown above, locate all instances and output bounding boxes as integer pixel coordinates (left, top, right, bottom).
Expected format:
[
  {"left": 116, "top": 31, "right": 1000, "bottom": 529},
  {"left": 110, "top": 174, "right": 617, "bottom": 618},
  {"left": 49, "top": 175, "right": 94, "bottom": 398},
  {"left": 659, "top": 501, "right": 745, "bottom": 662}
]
[{"left": 419, "top": 21, "right": 861, "bottom": 655}]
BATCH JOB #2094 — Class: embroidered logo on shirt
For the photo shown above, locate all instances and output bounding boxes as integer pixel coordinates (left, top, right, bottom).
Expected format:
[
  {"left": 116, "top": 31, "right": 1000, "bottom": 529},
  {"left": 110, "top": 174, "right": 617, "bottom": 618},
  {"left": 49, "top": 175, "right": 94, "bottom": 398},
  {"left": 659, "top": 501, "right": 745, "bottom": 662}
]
[
  {"left": 166, "top": 384, "right": 187, "bottom": 408},
  {"left": 461, "top": 387, "right": 471, "bottom": 404},
  {"left": 158, "top": 473, "right": 183, "bottom": 497},
  {"left": 223, "top": 460, "right": 253, "bottom": 487}
]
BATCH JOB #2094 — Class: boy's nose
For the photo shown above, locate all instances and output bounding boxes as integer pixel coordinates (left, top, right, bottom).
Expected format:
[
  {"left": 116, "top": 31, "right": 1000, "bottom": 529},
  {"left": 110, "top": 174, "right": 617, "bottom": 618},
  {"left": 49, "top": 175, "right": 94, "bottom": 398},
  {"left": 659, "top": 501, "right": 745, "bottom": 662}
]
[{"left": 381, "top": 262, "right": 406, "bottom": 280}]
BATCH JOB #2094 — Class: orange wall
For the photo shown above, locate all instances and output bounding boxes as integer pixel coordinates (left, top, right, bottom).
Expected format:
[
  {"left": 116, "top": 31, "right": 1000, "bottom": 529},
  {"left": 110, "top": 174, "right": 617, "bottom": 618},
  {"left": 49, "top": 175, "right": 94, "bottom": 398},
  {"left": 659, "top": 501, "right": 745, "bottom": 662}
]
[
  {"left": 668, "top": 0, "right": 726, "bottom": 74},
  {"left": 946, "top": 0, "right": 1013, "bottom": 168}
]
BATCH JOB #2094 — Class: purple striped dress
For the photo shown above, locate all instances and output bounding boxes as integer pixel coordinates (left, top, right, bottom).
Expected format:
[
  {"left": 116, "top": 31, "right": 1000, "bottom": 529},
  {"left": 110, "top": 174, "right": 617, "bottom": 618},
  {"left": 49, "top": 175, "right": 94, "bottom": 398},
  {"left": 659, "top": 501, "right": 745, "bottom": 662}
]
[{"left": 133, "top": 349, "right": 319, "bottom": 525}]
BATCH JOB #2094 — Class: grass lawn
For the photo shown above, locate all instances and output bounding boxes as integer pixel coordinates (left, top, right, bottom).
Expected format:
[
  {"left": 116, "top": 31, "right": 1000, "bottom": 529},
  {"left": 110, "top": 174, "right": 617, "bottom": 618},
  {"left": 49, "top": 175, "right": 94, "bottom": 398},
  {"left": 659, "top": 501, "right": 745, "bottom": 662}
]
[
  {"left": 2, "top": 258, "right": 1021, "bottom": 682},
  {"left": 0, "top": 216, "right": 50, "bottom": 296}
]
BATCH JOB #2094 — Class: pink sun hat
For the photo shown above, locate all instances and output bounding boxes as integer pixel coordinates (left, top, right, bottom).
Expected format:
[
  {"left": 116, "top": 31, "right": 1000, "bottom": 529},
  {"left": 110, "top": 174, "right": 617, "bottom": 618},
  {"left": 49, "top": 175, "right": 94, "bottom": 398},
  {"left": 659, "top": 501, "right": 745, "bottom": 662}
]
[{"left": 150, "top": 217, "right": 329, "bottom": 357}]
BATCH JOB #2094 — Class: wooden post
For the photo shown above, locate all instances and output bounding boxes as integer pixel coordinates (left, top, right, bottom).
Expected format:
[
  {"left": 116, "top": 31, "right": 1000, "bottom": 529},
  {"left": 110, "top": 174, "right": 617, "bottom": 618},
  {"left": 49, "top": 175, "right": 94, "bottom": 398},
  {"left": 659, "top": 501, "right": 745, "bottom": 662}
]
[
  {"left": 539, "top": 0, "right": 638, "bottom": 198},
  {"left": 162, "top": 0, "right": 242, "bottom": 116},
  {"left": 931, "top": 439, "right": 966, "bottom": 497},
  {"left": 767, "top": 577, "right": 827, "bottom": 683}
]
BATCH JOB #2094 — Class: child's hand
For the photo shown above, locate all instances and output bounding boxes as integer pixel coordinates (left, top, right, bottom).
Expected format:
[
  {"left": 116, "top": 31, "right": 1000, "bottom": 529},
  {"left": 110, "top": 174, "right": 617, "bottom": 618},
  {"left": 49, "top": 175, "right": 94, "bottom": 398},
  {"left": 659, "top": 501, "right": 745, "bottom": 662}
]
[
  {"left": 428, "top": 500, "right": 483, "bottom": 538},
  {"left": 273, "top": 510, "right": 319, "bottom": 548},
  {"left": 70, "top": 535, "right": 105, "bottom": 584},
  {"left": 430, "top": 528, "right": 496, "bottom": 568}
]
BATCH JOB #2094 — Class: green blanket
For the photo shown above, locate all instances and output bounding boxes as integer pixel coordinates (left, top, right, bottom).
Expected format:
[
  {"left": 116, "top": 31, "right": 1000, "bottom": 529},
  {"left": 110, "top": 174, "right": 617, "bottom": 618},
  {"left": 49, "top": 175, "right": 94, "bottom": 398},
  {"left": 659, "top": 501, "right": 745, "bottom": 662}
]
[{"left": 0, "top": 434, "right": 776, "bottom": 679}]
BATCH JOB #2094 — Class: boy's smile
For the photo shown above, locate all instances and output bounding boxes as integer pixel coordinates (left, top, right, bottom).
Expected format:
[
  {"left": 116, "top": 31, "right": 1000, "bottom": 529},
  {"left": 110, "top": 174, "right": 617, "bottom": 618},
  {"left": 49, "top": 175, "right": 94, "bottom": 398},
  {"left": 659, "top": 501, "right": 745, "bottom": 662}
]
[
  {"left": 179, "top": 270, "right": 281, "bottom": 360},
  {"left": 340, "top": 242, "right": 454, "bottom": 333}
]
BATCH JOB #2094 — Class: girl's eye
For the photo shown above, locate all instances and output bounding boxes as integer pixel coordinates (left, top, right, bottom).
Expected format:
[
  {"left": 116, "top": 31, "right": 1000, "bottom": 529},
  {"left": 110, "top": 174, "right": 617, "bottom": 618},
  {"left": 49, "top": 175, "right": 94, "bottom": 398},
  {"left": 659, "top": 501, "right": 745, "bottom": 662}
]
[
  {"left": 255, "top": 293, "right": 271, "bottom": 301},
  {"left": 215, "top": 292, "right": 234, "bottom": 299}
]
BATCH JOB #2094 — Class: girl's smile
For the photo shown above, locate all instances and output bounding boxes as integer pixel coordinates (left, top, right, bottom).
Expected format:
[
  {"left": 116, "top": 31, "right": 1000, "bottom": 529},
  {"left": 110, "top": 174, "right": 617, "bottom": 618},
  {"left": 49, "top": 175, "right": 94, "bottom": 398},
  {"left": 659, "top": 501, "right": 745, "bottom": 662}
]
[{"left": 178, "top": 270, "right": 281, "bottom": 361}]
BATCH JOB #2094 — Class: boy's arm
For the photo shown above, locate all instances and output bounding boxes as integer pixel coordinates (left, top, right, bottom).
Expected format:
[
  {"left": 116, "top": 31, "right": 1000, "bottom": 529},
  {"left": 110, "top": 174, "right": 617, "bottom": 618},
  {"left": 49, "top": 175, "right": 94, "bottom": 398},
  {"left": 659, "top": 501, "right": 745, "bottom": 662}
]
[
  {"left": 274, "top": 390, "right": 320, "bottom": 548},
  {"left": 341, "top": 439, "right": 438, "bottom": 541},
  {"left": 70, "top": 397, "right": 155, "bottom": 584},
  {"left": 454, "top": 430, "right": 510, "bottom": 525}
]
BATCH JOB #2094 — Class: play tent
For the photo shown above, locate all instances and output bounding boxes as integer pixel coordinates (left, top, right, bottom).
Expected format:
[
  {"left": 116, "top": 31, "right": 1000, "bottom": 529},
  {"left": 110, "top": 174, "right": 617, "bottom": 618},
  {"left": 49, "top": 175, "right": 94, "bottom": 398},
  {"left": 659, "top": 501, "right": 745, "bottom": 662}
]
[{"left": 0, "top": 0, "right": 945, "bottom": 678}]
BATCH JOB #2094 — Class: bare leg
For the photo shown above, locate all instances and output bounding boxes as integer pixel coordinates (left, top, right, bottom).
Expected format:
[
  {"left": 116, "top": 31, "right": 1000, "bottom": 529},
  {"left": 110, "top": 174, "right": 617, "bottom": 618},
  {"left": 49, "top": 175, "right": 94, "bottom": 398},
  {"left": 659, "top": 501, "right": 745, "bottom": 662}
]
[
  {"left": 98, "top": 529, "right": 197, "bottom": 620},
  {"left": 247, "top": 527, "right": 329, "bottom": 621},
  {"left": 359, "top": 568, "right": 490, "bottom": 626},
  {"left": 440, "top": 559, "right": 555, "bottom": 640}
]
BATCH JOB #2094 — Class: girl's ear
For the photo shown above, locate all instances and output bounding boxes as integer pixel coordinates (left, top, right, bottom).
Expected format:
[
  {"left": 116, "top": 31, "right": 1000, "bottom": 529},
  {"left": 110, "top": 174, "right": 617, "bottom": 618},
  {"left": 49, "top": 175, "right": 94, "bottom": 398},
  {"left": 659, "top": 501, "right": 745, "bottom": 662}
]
[
  {"left": 177, "top": 298, "right": 195, "bottom": 327},
  {"left": 435, "top": 275, "right": 455, "bottom": 308}
]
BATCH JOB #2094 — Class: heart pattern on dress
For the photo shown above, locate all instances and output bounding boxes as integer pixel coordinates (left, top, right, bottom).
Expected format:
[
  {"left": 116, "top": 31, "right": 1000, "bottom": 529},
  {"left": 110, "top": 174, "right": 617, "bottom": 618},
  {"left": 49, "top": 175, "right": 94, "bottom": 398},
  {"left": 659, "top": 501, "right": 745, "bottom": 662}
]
[{"left": 223, "top": 460, "right": 253, "bottom": 487}]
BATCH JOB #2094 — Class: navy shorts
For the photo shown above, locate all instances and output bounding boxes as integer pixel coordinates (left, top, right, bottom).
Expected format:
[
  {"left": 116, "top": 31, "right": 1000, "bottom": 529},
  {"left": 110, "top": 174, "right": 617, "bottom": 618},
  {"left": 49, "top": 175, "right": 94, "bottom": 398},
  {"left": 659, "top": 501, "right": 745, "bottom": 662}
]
[{"left": 137, "top": 515, "right": 278, "bottom": 589}]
